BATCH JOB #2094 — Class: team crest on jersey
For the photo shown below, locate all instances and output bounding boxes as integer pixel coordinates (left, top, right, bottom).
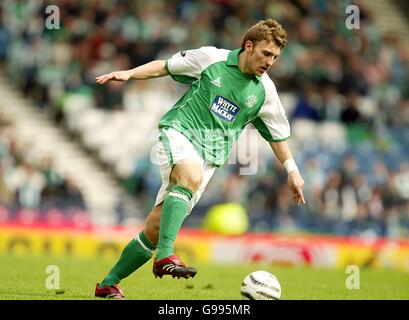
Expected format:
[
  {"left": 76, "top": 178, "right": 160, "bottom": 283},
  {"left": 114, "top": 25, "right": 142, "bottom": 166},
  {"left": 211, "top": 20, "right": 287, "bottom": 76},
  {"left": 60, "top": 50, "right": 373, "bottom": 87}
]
[
  {"left": 210, "top": 96, "right": 240, "bottom": 122},
  {"left": 246, "top": 95, "right": 257, "bottom": 108}
]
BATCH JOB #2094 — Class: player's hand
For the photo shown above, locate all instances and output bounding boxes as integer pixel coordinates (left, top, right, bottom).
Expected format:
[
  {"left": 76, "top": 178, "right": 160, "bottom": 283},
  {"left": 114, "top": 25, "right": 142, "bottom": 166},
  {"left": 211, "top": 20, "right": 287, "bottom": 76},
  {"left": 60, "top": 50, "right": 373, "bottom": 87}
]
[
  {"left": 287, "top": 171, "right": 305, "bottom": 205},
  {"left": 95, "top": 71, "right": 131, "bottom": 84}
]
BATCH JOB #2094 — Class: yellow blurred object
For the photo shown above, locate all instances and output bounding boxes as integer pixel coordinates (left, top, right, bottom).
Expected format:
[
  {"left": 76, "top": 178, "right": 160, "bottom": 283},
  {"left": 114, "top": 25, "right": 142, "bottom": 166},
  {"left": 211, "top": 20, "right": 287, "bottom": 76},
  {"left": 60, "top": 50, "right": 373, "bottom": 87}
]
[{"left": 202, "top": 202, "right": 249, "bottom": 235}]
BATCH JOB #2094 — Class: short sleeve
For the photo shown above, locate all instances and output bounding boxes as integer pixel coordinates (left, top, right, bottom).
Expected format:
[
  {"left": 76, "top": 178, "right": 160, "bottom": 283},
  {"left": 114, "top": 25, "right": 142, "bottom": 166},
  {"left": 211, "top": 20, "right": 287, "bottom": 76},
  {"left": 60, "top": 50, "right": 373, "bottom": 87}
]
[
  {"left": 253, "top": 75, "right": 290, "bottom": 142},
  {"left": 166, "top": 46, "right": 225, "bottom": 84}
]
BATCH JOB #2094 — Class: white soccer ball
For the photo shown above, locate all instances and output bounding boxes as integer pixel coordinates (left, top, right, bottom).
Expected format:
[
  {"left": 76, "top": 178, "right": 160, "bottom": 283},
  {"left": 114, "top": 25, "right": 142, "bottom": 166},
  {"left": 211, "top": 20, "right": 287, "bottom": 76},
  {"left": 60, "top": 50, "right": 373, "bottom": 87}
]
[{"left": 240, "top": 270, "right": 281, "bottom": 300}]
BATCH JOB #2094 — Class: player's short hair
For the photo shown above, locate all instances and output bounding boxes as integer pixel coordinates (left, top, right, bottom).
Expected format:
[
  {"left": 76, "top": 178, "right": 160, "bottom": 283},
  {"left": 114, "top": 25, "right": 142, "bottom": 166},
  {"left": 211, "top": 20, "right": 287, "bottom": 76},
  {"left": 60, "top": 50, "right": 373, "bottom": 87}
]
[{"left": 241, "top": 18, "right": 287, "bottom": 50}]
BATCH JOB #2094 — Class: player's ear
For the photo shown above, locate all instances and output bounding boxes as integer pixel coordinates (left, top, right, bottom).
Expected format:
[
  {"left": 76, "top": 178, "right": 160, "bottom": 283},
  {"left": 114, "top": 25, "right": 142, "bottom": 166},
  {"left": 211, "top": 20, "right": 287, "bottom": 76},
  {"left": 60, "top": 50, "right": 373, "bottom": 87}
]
[{"left": 245, "top": 40, "right": 254, "bottom": 52}]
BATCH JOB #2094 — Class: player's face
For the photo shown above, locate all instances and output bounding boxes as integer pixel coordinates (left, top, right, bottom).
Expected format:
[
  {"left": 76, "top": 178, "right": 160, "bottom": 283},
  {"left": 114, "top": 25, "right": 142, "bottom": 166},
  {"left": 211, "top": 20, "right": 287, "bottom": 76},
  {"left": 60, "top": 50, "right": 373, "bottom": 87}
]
[{"left": 245, "top": 40, "right": 281, "bottom": 76}]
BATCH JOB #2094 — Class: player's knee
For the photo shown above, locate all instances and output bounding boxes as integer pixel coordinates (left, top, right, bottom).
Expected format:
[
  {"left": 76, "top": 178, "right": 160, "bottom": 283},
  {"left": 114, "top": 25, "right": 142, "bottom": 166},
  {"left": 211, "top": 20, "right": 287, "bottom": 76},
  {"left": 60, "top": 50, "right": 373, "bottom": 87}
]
[
  {"left": 179, "top": 174, "right": 202, "bottom": 193},
  {"left": 172, "top": 170, "right": 203, "bottom": 192},
  {"left": 171, "top": 162, "right": 203, "bottom": 193}
]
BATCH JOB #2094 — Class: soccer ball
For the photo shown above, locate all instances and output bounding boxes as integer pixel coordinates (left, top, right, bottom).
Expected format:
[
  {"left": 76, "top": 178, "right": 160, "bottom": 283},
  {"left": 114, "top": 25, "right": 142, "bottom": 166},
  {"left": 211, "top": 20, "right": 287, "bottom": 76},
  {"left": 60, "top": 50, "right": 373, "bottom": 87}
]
[{"left": 240, "top": 270, "right": 281, "bottom": 300}]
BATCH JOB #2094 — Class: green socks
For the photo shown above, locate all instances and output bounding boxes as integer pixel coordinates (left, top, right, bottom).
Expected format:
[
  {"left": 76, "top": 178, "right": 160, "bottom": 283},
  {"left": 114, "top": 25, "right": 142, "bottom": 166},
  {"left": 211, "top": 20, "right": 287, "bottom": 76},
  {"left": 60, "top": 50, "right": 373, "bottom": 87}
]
[
  {"left": 99, "top": 231, "right": 156, "bottom": 287},
  {"left": 99, "top": 185, "right": 193, "bottom": 287},
  {"left": 156, "top": 185, "right": 193, "bottom": 260}
]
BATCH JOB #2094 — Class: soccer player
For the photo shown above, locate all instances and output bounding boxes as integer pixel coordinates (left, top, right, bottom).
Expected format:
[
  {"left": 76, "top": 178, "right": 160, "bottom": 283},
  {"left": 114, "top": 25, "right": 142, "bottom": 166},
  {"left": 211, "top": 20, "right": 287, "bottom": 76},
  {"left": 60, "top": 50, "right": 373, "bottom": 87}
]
[{"left": 94, "top": 18, "right": 305, "bottom": 299}]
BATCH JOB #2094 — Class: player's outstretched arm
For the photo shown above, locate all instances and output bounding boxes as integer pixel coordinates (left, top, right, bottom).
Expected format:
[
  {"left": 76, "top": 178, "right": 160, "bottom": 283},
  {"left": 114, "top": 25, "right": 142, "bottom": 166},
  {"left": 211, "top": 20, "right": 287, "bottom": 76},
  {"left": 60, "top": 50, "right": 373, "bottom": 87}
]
[
  {"left": 270, "top": 140, "right": 305, "bottom": 205},
  {"left": 95, "top": 60, "right": 169, "bottom": 84}
]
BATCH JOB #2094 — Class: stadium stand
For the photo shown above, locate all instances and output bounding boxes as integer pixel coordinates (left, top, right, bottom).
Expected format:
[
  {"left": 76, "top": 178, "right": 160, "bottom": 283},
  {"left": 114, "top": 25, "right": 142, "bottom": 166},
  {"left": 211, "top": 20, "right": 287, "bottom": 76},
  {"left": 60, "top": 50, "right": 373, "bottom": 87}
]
[{"left": 0, "top": 0, "right": 408, "bottom": 237}]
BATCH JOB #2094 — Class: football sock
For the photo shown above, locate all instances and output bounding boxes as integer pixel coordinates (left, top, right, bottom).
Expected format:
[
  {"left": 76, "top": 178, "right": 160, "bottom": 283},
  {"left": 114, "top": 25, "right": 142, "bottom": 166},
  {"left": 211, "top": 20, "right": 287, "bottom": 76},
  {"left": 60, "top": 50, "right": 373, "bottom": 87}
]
[
  {"left": 99, "top": 231, "right": 156, "bottom": 287},
  {"left": 156, "top": 185, "right": 193, "bottom": 260}
]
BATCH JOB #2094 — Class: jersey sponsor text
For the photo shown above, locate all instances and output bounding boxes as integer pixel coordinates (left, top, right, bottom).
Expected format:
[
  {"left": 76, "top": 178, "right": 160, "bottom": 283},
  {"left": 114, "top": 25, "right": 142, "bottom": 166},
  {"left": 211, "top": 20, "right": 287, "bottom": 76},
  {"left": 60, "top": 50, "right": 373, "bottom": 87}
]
[{"left": 210, "top": 96, "right": 240, "bottom": 122}]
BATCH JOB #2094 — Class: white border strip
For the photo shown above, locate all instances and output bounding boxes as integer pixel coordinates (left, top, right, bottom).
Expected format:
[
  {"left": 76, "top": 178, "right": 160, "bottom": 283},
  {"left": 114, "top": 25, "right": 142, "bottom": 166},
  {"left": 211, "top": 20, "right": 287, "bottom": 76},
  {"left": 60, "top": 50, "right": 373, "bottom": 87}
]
[
  {"left": 169, "top": 192, "right": 190, "bottom": 202},
  {"left": 134, "top": 233, "right": 155, "bottom": 255}
]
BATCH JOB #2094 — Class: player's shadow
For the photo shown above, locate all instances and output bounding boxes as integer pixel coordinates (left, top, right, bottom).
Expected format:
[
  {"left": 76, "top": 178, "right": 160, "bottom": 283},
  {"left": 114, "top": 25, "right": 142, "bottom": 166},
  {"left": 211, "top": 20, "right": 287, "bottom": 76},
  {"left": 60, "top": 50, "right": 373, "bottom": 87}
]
[{"left": 0, "top": 289, "right": 91, "bottom": 300}]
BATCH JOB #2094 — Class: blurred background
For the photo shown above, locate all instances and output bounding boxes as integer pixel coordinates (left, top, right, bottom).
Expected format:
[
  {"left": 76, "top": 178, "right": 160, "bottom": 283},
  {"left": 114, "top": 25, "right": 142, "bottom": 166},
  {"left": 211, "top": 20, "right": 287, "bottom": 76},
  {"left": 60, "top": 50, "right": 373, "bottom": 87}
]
[{"left": 0, "top": 0, "right": 408, "bottom": 241}]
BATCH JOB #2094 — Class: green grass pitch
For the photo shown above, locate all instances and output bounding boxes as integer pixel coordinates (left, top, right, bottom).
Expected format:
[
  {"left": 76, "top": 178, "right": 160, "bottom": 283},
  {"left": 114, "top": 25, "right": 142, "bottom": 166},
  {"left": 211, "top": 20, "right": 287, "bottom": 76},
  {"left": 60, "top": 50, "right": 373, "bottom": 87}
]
[{"left": 0, "top": 254, "right": 408, "bottom": 300}]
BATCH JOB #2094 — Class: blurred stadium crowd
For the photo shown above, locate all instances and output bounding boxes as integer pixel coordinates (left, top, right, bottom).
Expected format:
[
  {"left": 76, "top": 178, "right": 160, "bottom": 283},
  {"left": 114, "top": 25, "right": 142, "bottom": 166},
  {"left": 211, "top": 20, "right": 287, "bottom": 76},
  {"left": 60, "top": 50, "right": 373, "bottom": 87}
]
[
  {"left": 0, "top": 0, "right": 408, "bottom": 237},
  {"left": 0, "top": 113, "right": 88, "bottom": 225}
]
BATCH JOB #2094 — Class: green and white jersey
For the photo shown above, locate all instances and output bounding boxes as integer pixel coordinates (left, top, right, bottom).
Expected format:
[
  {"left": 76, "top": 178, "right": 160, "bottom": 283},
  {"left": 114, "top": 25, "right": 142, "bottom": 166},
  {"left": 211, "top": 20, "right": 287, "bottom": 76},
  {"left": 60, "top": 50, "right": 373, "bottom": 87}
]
[{"left": 160, "top": 46, "right": 290, "bottom": 167}]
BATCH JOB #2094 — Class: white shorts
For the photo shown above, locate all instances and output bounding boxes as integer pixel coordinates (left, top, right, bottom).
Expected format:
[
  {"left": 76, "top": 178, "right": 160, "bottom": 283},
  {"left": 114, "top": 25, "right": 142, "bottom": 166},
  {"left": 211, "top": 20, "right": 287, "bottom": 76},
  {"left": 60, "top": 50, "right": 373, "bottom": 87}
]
[{"left": 153, "top": 127, "right": 216, "bottom": 214}]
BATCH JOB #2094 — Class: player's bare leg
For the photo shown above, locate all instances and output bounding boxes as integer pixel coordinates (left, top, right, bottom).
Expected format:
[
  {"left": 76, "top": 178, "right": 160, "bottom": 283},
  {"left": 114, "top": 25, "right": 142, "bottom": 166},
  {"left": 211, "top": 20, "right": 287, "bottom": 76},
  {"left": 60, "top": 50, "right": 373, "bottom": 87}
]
[{"left": 148, "top": 159, "right": 203, "bottom": 279}]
